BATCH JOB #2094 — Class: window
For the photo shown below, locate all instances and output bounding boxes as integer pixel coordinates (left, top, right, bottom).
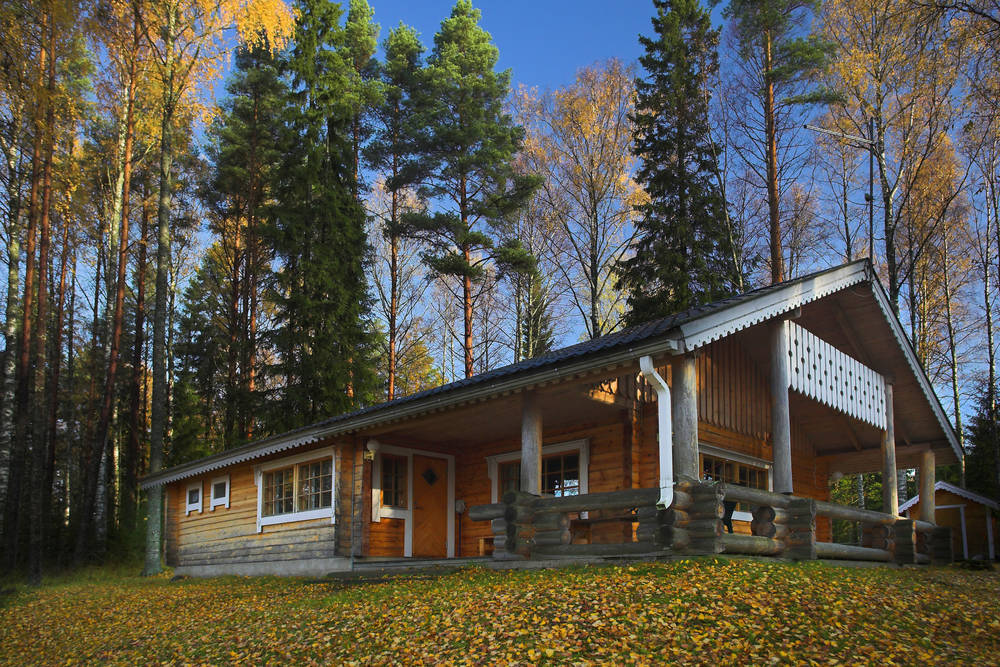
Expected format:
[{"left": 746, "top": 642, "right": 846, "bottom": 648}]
[
  {"left": 381, "top": 455, "right": 407, "bottom": 508},
  {"left": 487, "top": 440, "right": 589, "bottom": 502},
  {"left": 701, "top": 453, "right": 769, "bottom": 514},
  {"left": 185, "top": 482, "right": 202, "bottom": 516},
  {"left": 255, "top": 447, "right": 336, "bottom": 531},
  {"left": 210, "top": 475, "right": 230, "bottom": 510},
  {"left": 543, "top": 452, "right": 580, "bottom": 497}
]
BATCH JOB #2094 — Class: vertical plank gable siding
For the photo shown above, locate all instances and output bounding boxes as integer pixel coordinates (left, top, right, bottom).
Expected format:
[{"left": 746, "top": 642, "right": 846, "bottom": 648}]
[{"left": 164, "top": 441, "right": 353, "bottom": 568}]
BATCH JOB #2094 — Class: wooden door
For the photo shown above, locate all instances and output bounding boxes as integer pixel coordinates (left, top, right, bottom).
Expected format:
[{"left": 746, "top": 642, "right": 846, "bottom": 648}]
[{"left": 412, "top": 455, "right": 448, "bottom": 557}]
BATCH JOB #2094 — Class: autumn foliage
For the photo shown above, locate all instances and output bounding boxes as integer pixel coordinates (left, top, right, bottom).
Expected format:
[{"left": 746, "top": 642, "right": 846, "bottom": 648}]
[{"left": 1, "top": 559, "right": 998, "bottom": 664}]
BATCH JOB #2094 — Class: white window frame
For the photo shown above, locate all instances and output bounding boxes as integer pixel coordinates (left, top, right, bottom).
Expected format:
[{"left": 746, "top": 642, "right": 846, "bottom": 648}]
[
  {"left": 210, "top": 474, "right": 230, "bottom": 510},
  {"left": 253, "top": 446, "right": 336, "bottom": 533},
  {"left": 485, "top": 439, "right": 590, "bottom": 503},
  {"left": 368, "top": 440, "right": 456, "bottom": 558},
  {"left": 185, "top": 482, "right": 202, "bottom": 516},
  {"left": 699, "top": 443, "right": 773, "bottom": 523}
]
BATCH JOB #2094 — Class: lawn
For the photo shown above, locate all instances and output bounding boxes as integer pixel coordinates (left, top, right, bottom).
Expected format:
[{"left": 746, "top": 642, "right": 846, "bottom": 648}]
[{"left": 1, "top": 559, "right": 998, "bottom": 665}]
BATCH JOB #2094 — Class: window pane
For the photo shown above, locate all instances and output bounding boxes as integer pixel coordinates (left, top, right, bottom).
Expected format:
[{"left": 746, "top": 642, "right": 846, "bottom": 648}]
[
  {"left": 381, "top": 455, "right": 407, "bottom": 508},
  {"left": 187, "top": 488, "right": 199, "bottom": 505},
  {"left": 263, "top": 468, "right": 294, "bottom": 516},
  {"left": 541, "top": 452, "right": 580, "bottom": 497},
  {"left": 298, "top": 459, "right": 333, "bottom": 511},
  {"left": 213, "top": 482, "right": 227, "bottom": 500},
  {"left": 499, "top": 461, "right": 520, "bottom": 495}
]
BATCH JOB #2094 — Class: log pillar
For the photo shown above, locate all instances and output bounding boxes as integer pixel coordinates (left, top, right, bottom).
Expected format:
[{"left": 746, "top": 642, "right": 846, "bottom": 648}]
[
  {"left": 520, "top": 391, "right": 542, "bottom": 495},
  {"left": 881, "top": 381, "right": 899, "bottom": 515},
  {"left": 770, "top": 319, "right": 793, "bottom": 494},
  {"left": 920, "top": 449, "right": 936, "bottom": 524},
  {"left": 671, "top": 354, "right": 699, "bottom": 480}
]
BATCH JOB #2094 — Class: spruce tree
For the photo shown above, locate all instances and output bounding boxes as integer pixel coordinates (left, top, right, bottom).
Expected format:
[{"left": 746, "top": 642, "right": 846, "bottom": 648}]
[
  {"left": 203, "top": 45, "right": 286, "bottom": 445},
  {"left": 408, "top": 0, "right": 539, "bottom": 378},
  {"left": 267, "top": 0, "right": 376, "bottom": 427},
  {"left": 618, "top": 0, "right": 735, "bottom": 325}
]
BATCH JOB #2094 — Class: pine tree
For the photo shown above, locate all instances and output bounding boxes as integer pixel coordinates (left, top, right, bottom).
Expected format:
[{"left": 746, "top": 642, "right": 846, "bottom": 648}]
[
  {"left": 364, "top": 23, "right": 426, "bottom": 400},
  {"left": 618, "top": 0, "right": 735, "bottom": 325},
  {"left": 203, "top": 45, "right": 285, "bottom": 445},
  {"left": 267, "top": 0, "right": 376, "bottom": 428},
  {"left": 720, "top": 0, "right": 834, "bottom": 284},
  {"left": 408, "top": 0, "right": 539, "bottom": 377}
]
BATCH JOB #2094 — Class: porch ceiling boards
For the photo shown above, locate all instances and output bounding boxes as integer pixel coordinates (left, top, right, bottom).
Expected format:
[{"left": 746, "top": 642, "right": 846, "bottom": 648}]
[{"left": 362, "top": 379, "right": 633, "bottom": 451}]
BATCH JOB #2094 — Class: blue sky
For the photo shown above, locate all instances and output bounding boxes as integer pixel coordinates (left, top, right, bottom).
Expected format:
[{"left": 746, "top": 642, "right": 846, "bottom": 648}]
[{"left": 367, "top": 0, "right": 655, "bottom": 90}]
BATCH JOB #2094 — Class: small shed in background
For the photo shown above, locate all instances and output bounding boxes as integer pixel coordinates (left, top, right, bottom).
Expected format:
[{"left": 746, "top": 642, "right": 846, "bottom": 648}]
[{"left": 900, "top": 481, "right": 997, "bottom": 561}]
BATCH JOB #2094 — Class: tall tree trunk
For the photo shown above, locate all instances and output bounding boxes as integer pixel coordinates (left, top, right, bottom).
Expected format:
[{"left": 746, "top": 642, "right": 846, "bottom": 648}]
[
  {"left": 44, "top": 210, "right": 71, "bottom": 560},
  {"left": 388, "top": 185, "right": 398, "bottom": 400},
  {"left": 942, "top": 234, "right": 961, "bottom": 490},
  {"left": 764, "top": 29, "right": 782, "bottom": 285},
  {"left": 4, "top": 35, "right": 46, "bottom": 571},
  {"left": 123, "top": 187, "right": 149, "bottom": 533},
  {"left": 144, "top": 0, "right": 178, "bottom": 576},
  {"left": 28, "top": 10, "right": 57, "bottom": 583},
  {"left": 75, "top": 33, "right": 138, "bottom": 563},
  {"left": 0, "top": 144, "right": 24, "bottom": 539}
]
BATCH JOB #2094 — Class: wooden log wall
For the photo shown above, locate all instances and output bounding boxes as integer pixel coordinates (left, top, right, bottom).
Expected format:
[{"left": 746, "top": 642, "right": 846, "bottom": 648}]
[{"left": 163, "top": 441, "right": 351, "bottom": 569}]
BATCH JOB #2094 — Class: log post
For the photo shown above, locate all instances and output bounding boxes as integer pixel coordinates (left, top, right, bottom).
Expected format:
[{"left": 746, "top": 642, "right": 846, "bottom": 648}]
[
  {"left": 683, "top": 481, "right": 724, "bottom": 555},
  {"left": 770, "top": 320, "right": 793, "bottom": 494},
  {"left": 671, "top": 354, "right": 699, "bottom": 480},
  {"left": 501, "top": 490, "right": 538, "bottom": 559},
  {"left": 881, "top": 381, "right": 899, "bottom": 515},
  {"left": 520, "top": 391, "right": 542, "bottom": 495},
  {"left": 893, "top": 518, "right": 916, "bottom": 564},
  {"left": 783, "top": 498, "right": 816, "bottom": 560},
  {"left": 920, "top": 449, "right": 936, "bottom": 524}
]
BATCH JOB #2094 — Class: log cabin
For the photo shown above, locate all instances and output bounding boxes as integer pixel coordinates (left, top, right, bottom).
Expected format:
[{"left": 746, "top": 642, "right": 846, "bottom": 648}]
[{"left": 140, "top": 259, "right": 960, "bottom": 576}]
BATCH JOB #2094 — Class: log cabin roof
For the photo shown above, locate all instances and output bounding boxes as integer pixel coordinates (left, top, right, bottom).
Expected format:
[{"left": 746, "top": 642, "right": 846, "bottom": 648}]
[{"left": 141, "top": 259, "right": 959, "bottom": 489}]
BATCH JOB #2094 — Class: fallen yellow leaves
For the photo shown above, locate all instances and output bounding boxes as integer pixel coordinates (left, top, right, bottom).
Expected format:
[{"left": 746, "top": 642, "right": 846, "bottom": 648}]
[{"left": 0, "top": 559, "right": 998, "bottom": 665}]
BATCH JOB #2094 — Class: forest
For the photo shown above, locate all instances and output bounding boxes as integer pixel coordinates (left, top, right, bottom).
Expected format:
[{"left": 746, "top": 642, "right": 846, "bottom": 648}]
[{"left": 0, "top": 0, "right": 998, "bottom": 580}]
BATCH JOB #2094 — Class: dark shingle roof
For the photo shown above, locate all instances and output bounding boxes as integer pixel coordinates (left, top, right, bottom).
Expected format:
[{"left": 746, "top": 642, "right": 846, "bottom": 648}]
[{"left": 141, "top": 260, "right": 871, "bottom": 487}]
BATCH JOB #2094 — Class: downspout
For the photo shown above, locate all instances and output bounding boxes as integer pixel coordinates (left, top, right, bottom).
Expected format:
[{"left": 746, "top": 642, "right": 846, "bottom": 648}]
[{"left": 639, "top": 355, "right": 673, "bottom": 510}]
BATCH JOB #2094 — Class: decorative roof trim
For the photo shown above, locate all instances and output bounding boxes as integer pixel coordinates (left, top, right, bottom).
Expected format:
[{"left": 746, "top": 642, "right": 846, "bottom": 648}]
[
  {"left": 899, "top": 481, "right": 999, "bottom": 513},
  {"left": 678, "top": 261, "right": 871, "bottom": 350},
  {"left": 865, "top": 276, "right": 962, "bottom": 460}
]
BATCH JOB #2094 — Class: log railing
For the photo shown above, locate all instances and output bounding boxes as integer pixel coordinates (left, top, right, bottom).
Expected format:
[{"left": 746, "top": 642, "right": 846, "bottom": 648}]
[{"left": 468, "top": 479, "right": 952, "bottom": 564}]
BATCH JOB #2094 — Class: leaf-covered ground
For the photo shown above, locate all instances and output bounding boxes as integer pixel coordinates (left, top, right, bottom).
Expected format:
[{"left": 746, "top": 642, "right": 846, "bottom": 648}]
[{"left": 1, "top": 558, "right": 998, "bottom": 665}]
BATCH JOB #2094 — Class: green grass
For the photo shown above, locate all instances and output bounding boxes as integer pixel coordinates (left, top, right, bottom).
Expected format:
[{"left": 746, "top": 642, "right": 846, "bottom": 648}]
[{"left": 1, "top": 559, "right": 998, "bottom": 665}]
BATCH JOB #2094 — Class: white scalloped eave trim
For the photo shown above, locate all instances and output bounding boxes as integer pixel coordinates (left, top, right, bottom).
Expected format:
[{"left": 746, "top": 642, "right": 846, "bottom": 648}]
[
  {"left": 142, "top": 432, "right": 325, "bottom": 489},
  {"left": 679, "top": 265, "right": 869, "bottom": 350}
]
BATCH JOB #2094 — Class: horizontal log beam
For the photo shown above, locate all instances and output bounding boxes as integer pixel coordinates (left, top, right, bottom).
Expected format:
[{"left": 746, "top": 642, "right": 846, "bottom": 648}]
[
  {"left": 532, "top": 488, "right": 659, "bottom": 513},
  {"left": 814, "top": 500, "right": 896, "bottom": 526},
  {"left": 720, "top": 533, "right": 785, "bottom": 556},
  {"left": 815, "top": 541, "right": 892, "bottom": 562},
  {"left": 468, "top": 504, "right": 505, "bottom": 521}
]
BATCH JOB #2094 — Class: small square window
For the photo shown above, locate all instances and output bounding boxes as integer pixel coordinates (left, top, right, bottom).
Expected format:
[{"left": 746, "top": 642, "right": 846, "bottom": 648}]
[
  {"left": 185, "top": 483, "right": 202, "bottom": 516},
  {"left": 210, "top": 475, "right": 230, "bottom": 510}
]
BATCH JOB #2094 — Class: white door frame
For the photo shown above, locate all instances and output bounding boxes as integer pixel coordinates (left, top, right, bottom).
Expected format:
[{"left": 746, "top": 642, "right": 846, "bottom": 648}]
[
  {"left": 938, "top": 504, "right": 968, "bottom": 559},
  {"left": 368, "top": 441, "right": 455, "bottom": 558}
]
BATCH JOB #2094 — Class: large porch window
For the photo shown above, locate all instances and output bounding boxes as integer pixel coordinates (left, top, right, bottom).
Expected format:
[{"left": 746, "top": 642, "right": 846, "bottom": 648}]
[
  {"left": 487, "top": 440, "right": 589, "bottom": 502},
  {"left": 254, "top": 447, "right": 336, "bottom": 531}
]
